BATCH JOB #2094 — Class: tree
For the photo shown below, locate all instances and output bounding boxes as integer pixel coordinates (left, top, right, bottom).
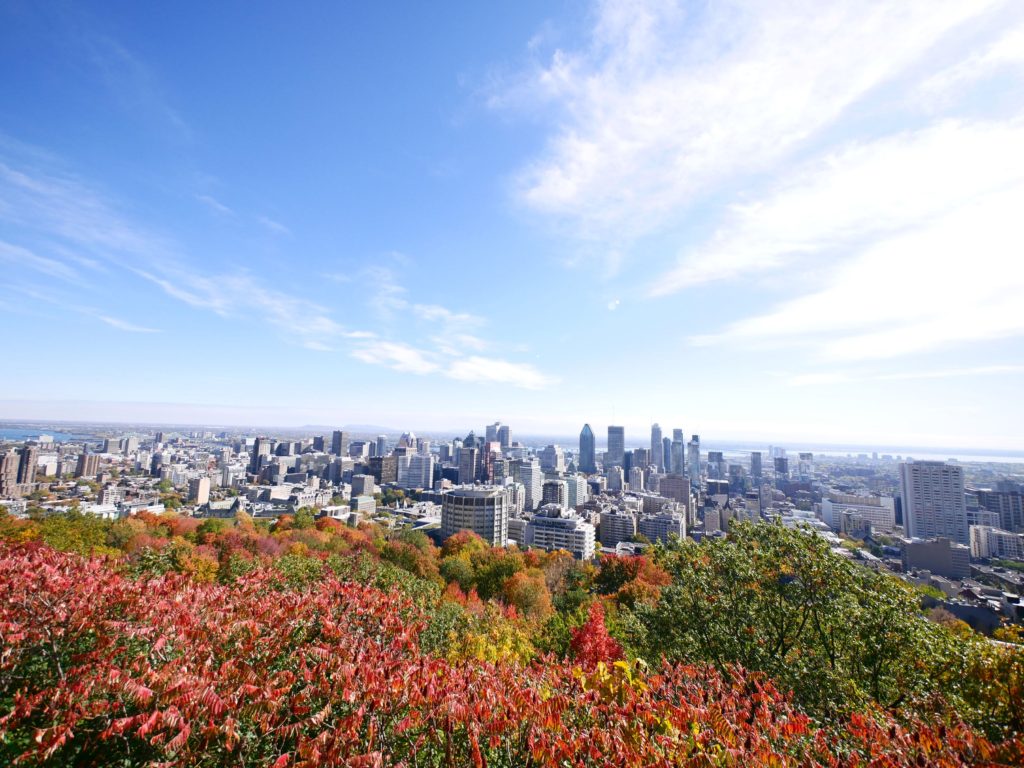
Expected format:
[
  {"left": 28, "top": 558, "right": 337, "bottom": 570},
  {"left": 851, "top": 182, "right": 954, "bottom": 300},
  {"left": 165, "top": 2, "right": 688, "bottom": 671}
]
[
  {"left": 292, "top": 507, "right": 316, "bottom": 530},
  {"left": 569, "top": 601, "right": 624, "bottom": 668}
]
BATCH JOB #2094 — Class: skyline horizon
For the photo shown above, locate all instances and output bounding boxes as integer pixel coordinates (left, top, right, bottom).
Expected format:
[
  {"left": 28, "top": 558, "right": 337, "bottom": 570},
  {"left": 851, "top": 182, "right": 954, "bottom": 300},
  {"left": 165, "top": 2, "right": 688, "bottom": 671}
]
[{"left": 3, "top": 408, "right": 1023, "bottom": 459}]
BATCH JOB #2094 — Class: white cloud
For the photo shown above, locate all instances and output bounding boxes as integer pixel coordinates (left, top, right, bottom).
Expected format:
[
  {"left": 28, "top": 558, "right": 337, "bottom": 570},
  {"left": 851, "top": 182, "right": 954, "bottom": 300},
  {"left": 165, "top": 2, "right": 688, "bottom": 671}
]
[
  {"left": 98, "top": 315, "right": 160, "bottom": 333},
  {"left": 503, "top": 0, "right": 1001, "bottom": 248},
  {"left": 696, "top": 182, "right": 1024, "bottom": 360},
  {"left": 351, "top": 341, "right": 440, "bottom": 375},
  {"left": 652, "top": 117, "right": 1024, "bottom": 294},
  {"left": 920, "top": 23, "right": 1024, "bottom": 104},
  {"left": 788, "top": 365, "right": 1024, "bottom": 386},
  {"left": 258, "top": 215, "right": 290, "bottom": 235},
  {"left": 0, "top": 240, "right": 79, "bottom": 282},
  {"left": 196, "top": 194, "right": 234, "bottom": 216},
  {"left": 446, "top": 356, "right": 557, "bottom": 390}
]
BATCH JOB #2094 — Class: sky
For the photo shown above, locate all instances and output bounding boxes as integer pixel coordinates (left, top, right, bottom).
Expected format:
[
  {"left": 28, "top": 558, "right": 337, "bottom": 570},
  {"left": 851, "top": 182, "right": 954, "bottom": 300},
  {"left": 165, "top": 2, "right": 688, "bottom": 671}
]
[{"left": 1, "top": 0, "right": 1023, "bottom": 450}]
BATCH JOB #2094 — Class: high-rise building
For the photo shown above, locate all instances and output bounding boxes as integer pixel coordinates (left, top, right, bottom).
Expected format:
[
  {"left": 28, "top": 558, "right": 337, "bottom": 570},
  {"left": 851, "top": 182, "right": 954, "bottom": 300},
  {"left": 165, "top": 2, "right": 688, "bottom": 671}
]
[
  {"left": 670, "top": 433, "right": 685, "bottom": 475},
  {"left": 662, "top": 437, "right": 672, "bottom": 474},
  {"left": 606, "top": 465, "right": 624, "bottom": 492},
  {"left": 441, "top": 487, "right": 509, "bottom": 546},
  {"left": 638, "top": 510, "right": 686, "bottom": 543},
  {"left": 599, "top": 509, "right": 636, "bottom": 547},
  {"left": 331, "top": 430, "right": 349, "bottom": 458},
  {"left": 497, "top": 425, "right": 511, "bottom": 451},
  {"left": 774, "top": 457, "right": 790, "bottom": 481},
  {"left": 188, "top": 477, "right": 211, "bottom": 505},
  {"left": 973, "top": 485, "right": 1024, "bottom": 533},
  {"left": 249, "top": 437, "right": 271, "bottom": 474},
  {"left": 650, "top": 424, "right": 663, "bottom": 472},
  {"left": 376, "top": 435, "right": 388, "bottom": 458},
  {"left": 17, "top": 446, "right": 38, "bottom": 486},
  {"left": 351, "top": 474, "right": 376, "bottom": 497},
  {"left": 970, "top": 525, "right": 1024, "bottom": 560},
  {"left": 565, "top": 473, "right": 589, "bottom": 509},
  {"left": 519, "top": 459, "right": 543, "bottom": 512},
  {"left": 606, "top": 426, "right": 625, "bottom": 468},
  {"left": 750, "top": 452, "right": 763, "bottom": 481},
  {"left": 369, "top": 455, "right": 398, "bottom": 484},
  {"left": 0, "top": 451, "right": 20, "bottom": 497},
  {"left": 400, "top": 455, "right": 435, "bottom": 490},
  {"left": 542, "top": 479, "right": 568, "bottom": 508},
  {"left": 525, "top": 505, "right": 595, "bottom": 559},
  {"left": 629, "top": 466, "right": 645, "bottom": 493},
  {"left": 458, "top": 447, "right": 479, "bottom": 485},
  {"left": 687, "top": 436, "right": 700, "bottom": 488},
  {"left": 539, "top": 444, "right": 565, "bottom": 473},
  {"left": 579, "top": 424, "right": 597, "bottom": 474},
  {"left": 900, "top": 461, "right": 968, "bottom": 544},
  {"left": 485, "top": 422, "right": 501, "bottom": 445},
  {"left": 75, "top": 452, "right": 100, "bottom": 479}
]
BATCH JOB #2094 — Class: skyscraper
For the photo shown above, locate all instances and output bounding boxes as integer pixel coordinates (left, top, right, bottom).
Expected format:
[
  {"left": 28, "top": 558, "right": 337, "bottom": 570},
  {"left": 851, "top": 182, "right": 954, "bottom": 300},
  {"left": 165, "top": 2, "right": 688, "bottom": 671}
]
[
  {"left": 485, "top": 422, "right": 501, "bottom": 445},
  {"left": 249, "top": 437, "right": 270, "bottom": 474},
  {"left": 519, "top": 459, "right": 543, "bottom": 512},
  {"left": 497, "top": 425, "right": 511, "bottom": 450},
  {"left": 331, "top": 430, "right": 349, "bottom": 458},
  {"left": 458, "top": 446, "right": 479, "bottom": 485},
  {"left": 687, "top": 435, "right": 700, "bottom": 488},
  {"left": 606, "top": 426, "right": 625, "bottom": 468},
  {"left": 662, "top": 436, "right": 672, "bottom": 473},
  {"left": 376, "top": 435, "right": 387, "bottom": 457},
  {"left": 750, "top": 452, "right": 763, "bottom": 481},
  {"left": 650, "top": 424, "right": 663, "bottom": 472},
  {"left": 578, "top": 424, "right": 597, "bottom": 474},
  {"left": 900, "top": 461, "right": 968, "bottom": 544},
  {"left": 17, "top": 446, "right": 38, "bottom": 485}
]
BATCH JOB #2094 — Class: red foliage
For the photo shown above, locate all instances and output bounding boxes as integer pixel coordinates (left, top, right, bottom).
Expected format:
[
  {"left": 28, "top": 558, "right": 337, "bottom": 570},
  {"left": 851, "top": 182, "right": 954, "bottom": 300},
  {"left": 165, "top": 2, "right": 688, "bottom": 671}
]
[
  {"left": 569, "top": 601, "right": 625, "bottom": 668},
  {"left": 1, "top": 541, "right": 1021, "bottom": 768}
]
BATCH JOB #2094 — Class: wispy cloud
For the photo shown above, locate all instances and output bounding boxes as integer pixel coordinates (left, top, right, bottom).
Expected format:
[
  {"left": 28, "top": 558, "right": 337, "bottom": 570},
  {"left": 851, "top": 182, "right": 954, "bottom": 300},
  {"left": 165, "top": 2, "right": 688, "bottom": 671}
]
[
  {"left": 447, "top": 356, "right": 556, "bottom": 390},
  {"left": 652, "top": 117, "right": 1024, "bottom": 294},
  {"left": 0, "top": 240, "right": 79, "bottom": 282},
  {"left": 257, "top": 215, "right": 291, "bottom": 235},
  {"left": 788, "top": 365, "right": 1024, "bottom": 387},
  {"left": 352, "top": 341, "right": 440, "bottom": 375},
  {"left": 196, "top": 194, "right": 234, "bottom": 216},
  {"left": 498, "top": 0, "right": 1002, "bottom": 258},
  {"left": 98, "top": 315, "right": 160, "bottom": 333}
]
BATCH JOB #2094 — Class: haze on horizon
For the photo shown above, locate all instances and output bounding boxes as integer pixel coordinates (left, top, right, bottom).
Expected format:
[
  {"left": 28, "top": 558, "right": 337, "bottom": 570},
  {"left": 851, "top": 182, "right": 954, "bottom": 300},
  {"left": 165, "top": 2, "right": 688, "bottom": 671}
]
[{"left": 2, "top": 1, "right": 1023, "bottom": 451}]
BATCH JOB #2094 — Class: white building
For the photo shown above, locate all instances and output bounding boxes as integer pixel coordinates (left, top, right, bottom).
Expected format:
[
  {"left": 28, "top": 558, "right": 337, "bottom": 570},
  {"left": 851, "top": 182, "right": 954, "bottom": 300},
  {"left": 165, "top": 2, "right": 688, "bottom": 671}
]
[
  {"left": 638, "top": 510, "right": 686, "bottom": 543},
  {"left": 900, "top": 461, "right": 968, "bottom": 545},
  {"left": 598, "top": 508, "right": 636, "bottom": 547},
  {"left": 525, "top": 504, "right": 596, "bottom": 559},
  {"left": 970, "top": 525, "right": 1024, "bottom": 560},
  {"left": 821, "top": 494, "right": 896, "bottom": 533}
]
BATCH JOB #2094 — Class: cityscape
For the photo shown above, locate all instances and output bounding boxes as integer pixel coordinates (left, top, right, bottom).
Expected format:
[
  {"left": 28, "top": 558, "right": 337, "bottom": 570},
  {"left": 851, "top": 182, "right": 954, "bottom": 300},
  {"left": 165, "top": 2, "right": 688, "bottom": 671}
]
[{"left": 3, "top": 0, "right": 1024, "bottom": 765}]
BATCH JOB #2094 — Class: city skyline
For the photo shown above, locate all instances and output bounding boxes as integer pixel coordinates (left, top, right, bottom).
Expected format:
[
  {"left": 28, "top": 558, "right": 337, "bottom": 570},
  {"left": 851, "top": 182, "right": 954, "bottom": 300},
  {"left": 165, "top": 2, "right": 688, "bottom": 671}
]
[{"left": 2, "top": 1, "right": 1024, "bottom": 450}]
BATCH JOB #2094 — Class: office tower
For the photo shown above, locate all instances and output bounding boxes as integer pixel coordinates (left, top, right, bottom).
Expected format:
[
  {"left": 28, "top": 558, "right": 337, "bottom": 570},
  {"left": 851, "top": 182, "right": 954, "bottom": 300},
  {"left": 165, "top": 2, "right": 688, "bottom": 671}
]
[
  {"left": 399, "top": 454, "right": 434, "bottom": 490},
  {"left": 103, "top": 438, "right": 120, "bottom": 454},
  {"left": 376, "top": 435, "right": 387, "bottom": 457},
  {"left": 351, "top": 474, "right": 376, "bottom": 497},
  {"left": 565, "top": 473, "right": 589, "bottom": 508},
  {"left": 331, "top": 430, "right": 349, "bottom": 458},
  {"left": 312, "top": 435, "right": 326, "bottom": 452},
  {"left": 606, "top": 426, "right": 625, "bottom": 468},
  {"left": 497, "top": 425, "right": 511, "bottom": 451},
  {"left": 974, "top": 485, "right": 1024, "bottom": 533},
  {"left": 519, "top": 459, "right": 543, "bottom": 511},
  {"left": 75, "top": 452, "right": 100, "bottom": 479},
  {"left": 579, "top": 424, "right": 597, "bottom": 474},
  {"left": 687, "top": 436, "right": 700, "bottom": 488},
  {"left": 774, "top": 457, "right": 790, "bottom": 481},
  {"left": 368, "top": 455, "right": 398, "bottom": 484},
  {"left": 900, "top": 461, "right": 969, "bottom": 544},
  {"left": 188, "top": 477, "right": 211, "bottom": 505},
  {"left": 249, "top": 437, "right": 270, "bottom": 474},
  {"left": 750, "top": 452, "right": 763, "bottom": 481},
  {"left": 542, "top": 479, "right": 568, "bottom": 508},
  {"left": 17, "top": 446, "right": 38, "bottom": 486},
  {"left": 525, "top": 506, "right": 595, "bottom": 559},
  {"left": 662, "top": 437, "right": 672, "bottom": 473},
  {"left": 441, "top": 487, "right": 509, "bottom": 546},
  {"left": 154, "top": 431, "right": 164, "bottom": 444},
  {"left": 650, "top": 424, "right": 663, "bottom": 472},
  {"left": 629, "top": 466, "right": 645, "bottom": 493},
  {"left": 670, "top": 431, "right": 685, "bottom": 474},
  {"left": 0, "top": 451, "right": 20, "bottom": 496},
  {"left": 659, "top": 474, "right": 690, "bottom": 506},
  {"left": 707, "top": 451, "right": 725, "bottom": 480},
  {"left": 607, "top": 465, "right": 624, "bottom": 492},
  {"left": 458, "top": 447, "right": 479, "bottom": 485},
  {"left": 485, "top": 422, "right": 500, "bottom": 445},
  {"left": 539, "top": 444, "right": 565, "bottom": 473}
]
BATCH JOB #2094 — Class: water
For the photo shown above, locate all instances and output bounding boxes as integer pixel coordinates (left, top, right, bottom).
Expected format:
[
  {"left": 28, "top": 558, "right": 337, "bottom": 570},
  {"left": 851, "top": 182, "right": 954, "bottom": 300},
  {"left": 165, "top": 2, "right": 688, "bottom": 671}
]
[{"left": 0, "top": 428, "right": 90, "bottom": 443}]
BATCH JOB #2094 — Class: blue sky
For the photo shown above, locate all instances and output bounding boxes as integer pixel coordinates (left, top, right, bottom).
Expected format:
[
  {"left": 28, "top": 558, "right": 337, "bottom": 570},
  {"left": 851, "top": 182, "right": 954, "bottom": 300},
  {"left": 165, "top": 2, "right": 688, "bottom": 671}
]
[{"left": 1, "top": 0, "right": 1023, "bottom": 449}]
